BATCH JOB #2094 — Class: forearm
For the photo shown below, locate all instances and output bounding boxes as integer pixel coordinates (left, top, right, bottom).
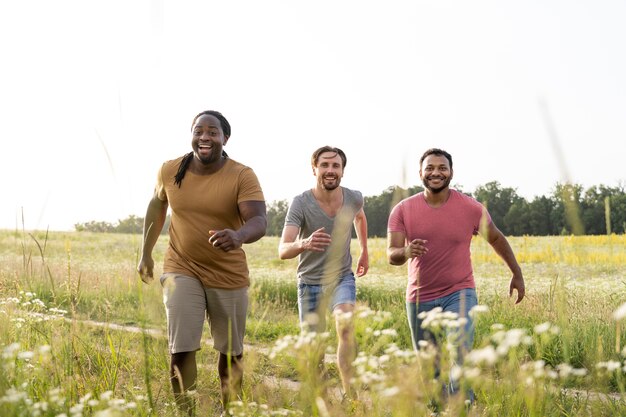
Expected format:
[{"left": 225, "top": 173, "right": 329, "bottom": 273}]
[
  {"left": 490, "top": 235, "right": 522, "bottom": 274},
  {"left": 141, "top": 201, "right": 167, "bottom": 257},
  {"left": 354, "top": 217, "right": 369, "bottom": 255},
  {"left": 387, "top": 246, "right": 409, "bottom": 265},
  {"left": 237, "top": 215, "right": 267, "bottom": 244},
  {"left": 278, "top": 240, "right": 305, "bottom": 260}
]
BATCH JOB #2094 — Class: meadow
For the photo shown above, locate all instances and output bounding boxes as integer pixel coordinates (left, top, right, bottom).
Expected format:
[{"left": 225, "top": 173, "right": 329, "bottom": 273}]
[{"left": 1, "top": 229, "right": 626, "bottom": 416}]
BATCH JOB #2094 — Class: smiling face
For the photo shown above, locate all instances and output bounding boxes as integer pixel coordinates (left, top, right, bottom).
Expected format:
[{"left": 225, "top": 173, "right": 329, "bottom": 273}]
[
  {"left": 420, "top": 154, "right": 453, "bottom": 194},
  {"left": 191, "top": 114, "right": 229, "bottom": 165},
  {"left": 313, "top": 151, "right": 344, "bottom": 191}
]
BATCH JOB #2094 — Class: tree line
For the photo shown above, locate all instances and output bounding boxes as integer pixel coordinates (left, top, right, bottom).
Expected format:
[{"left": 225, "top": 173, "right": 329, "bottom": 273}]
[{"left": 76, "top": 181, "right": 626, "bottom": 237}]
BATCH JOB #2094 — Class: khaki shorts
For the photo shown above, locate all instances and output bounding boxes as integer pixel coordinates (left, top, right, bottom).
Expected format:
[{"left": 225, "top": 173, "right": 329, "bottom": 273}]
[{"left": 160, "top": 273, "right": 248, "bottom": 356}]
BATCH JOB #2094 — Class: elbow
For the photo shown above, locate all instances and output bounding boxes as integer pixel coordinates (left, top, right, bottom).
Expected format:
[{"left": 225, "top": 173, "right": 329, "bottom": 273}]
[
  {"left": 386, "top": 252, "right": 404, "bottom": 266},
  {"left": 278, "top": 246, "right": 289, "bottom": 260}
]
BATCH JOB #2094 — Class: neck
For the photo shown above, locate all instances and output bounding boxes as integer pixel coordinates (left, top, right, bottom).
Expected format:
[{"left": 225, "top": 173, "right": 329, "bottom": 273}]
[
  {"left": 424, "top": 188, "right": 451, "bottom": 207},
  {"left": 312, "top": 186, "right": 341, "bottom": 203},
  {"left": 191, "top": 155, "right": 226, "bottom": 174}
]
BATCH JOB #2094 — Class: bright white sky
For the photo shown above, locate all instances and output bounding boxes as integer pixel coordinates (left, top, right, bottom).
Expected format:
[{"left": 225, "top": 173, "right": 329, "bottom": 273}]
[{"left": 1, "top": 0, "right": 624, "bottom": 231}]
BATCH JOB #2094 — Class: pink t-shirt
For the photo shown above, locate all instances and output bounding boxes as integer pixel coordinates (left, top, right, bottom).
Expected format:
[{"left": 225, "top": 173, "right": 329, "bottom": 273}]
[{"left": 387, "top": 189, "right": 491, "bottom": 303}]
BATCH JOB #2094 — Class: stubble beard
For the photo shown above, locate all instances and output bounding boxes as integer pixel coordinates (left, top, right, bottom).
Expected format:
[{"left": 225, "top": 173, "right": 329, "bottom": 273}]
[
  {"left": 320, "top": 175, "right": 341, "bottom": 191},
  {"left": 422, "top": 176, "right": 451, "bottom": 194}
]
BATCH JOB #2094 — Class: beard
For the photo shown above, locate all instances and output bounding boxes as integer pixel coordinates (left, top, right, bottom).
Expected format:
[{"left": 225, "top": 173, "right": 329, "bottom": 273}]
[
  {"left": 422, "top": 176, "right": 451, "bottom": 194},
  {"left": 320, "top": 175, "right": 341, "bottom": 191},
  {"left": 194, "top": 145, "right": 222, "bottom": 165}
]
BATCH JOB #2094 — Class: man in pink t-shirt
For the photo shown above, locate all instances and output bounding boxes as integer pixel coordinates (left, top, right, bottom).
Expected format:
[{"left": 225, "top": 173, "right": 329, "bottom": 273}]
[{"left": 387, "top": 148, "right": 525, "bottom": 402}]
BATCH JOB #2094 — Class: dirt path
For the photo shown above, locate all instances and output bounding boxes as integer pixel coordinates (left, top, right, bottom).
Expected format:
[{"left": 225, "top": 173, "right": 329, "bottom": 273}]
[{"left": 68, "top": 317, "right": 625, "bottom": 406}]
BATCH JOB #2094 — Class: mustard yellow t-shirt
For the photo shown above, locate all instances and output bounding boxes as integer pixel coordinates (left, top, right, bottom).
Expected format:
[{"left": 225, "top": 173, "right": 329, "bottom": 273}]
[{"left": 155, "top": 156, "right": 265, "bottom": 289}]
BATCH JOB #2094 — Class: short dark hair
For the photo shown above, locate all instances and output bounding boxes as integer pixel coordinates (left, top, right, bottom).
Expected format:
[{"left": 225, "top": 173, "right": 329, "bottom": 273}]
[
  {"left": 420, "top": 148, "right": 452, "bottom": 169},
  {"left": 311, "top": 146, "right": 347, "bottom": 168}
]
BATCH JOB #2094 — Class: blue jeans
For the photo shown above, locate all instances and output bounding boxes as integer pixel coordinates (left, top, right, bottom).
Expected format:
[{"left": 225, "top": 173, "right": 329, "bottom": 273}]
[
  {"left": 297, "top": 273, "right": 356, "bottom": 332},
  {"left": 407, "top": 288, "right": 477, "bottom": 401}
]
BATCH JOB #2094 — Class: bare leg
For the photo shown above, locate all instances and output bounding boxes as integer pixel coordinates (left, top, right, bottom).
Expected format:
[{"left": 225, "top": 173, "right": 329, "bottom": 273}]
[
  {"left": 218, "top": 352, "right": 243, "bottom": 410},
  {"left": 334, "top": 304, "right": 356, "bottom": 397},
  {"left": 170, "top": 351, "right": 197, "bottom": 416}
]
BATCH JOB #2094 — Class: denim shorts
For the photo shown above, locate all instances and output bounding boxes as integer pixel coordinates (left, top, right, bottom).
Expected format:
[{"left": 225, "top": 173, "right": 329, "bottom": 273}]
[
  {"left": 297, "top": 273, "right": 356, "bottom": 331},
  {"left": 406, "top": 287, "right": 477, "bottom": 354}
]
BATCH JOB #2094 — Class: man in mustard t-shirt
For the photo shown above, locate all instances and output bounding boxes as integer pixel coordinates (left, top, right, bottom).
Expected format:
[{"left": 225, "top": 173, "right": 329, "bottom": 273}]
[{"left": 137, "top": 110, "right": 266, "bottom": 416}]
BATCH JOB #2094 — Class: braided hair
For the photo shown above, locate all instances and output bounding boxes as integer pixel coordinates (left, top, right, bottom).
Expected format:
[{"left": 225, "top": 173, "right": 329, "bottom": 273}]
[{"left": 174, "top": 110, "right": 231, "bottom": 187}]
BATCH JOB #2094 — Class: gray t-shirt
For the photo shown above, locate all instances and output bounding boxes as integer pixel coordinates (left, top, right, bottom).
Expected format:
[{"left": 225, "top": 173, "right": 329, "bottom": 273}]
[{"left": 284, "top": 187, "right": 364, "bottom": 285}]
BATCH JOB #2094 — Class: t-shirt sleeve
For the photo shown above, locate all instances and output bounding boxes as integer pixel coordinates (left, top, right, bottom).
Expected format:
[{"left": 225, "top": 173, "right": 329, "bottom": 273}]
[
  {"left": 155, "top": 163, "right": 168, "bottom": 201},
  {"left": 354, "top": 190, "right": 364, "bottom": 211},
  {"left": 473, "top": 200, "right": 492, "bottom": 235},
  {"left": 237, "top": 167, "right": 265, "bottom": 203},
  {"left": 284, "top": 196, "right": 304, "bottom": 228},
  {"left": 387, "top": 202, "right": 406, "bottom": 234}
]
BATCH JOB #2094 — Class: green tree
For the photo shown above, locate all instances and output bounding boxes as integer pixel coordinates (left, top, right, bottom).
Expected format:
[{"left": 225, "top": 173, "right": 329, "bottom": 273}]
[
  {"left": 74, "top": 220, "right": 115, "bottom": 233},
  {"left": 266, "top": 199, "right": 289, "bottom": 236},
  {"left": 551, "top": 183, "right": 585, "bottom": 235},
  {"left": 609, "top": 192, "right": 626, "bottom": 234},
  {"left": 116, "top": 215, "right": 144, "bottom": 234},
  {"left": 473, "top": 181, "right": 523, "bottom": 235},
  {"left": 363, "top": 185, "right": 422, "bottom": 237},
  {"left": 503, "top": 199, "right": 531, "bottom": 236},
  {"left": 527, "top": 196, "right": 556, "bottom": 235}
]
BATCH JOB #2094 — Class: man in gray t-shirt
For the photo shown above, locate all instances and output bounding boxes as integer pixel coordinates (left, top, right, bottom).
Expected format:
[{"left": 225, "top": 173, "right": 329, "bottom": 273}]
[{"left": 279, "top": 146, "right": 368, "bottom": 398}]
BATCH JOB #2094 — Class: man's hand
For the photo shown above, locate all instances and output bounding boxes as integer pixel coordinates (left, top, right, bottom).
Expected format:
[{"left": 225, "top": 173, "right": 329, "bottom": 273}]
[
  {"left": 301, "top": 227, "right": 332, "bottom": 252},
  {"left": 137, "top": 257, "right": 155, "bottom": 284},
  {"left": 209, "top": 229, "right": 243, "bottom": 252},
  {"left": 356, "top": 251, "right": 369, "bottom": 277},
  {"left": 509, "top": 273, "right": 525, "bottom": 304},
  {"left": 405, "top": 239, "right": 428, "bottom": 259}
]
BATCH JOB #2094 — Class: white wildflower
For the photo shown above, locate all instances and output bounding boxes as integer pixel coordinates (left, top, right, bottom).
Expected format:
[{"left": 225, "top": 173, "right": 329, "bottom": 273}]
[
  {"left": 613, "top": 302, "right": 626, "bottom": 320},
  {"left": 534, "top": 322, "right": 551, "bottom": 334},
  {"left": 380, "top": 386, "right": 400, "bottom": 397},
  {"left": 469, "top": 305, "right": 489, "bottom": 318},
  {"left": 465, "top": 345, "right": 498, "bottom": 366}
]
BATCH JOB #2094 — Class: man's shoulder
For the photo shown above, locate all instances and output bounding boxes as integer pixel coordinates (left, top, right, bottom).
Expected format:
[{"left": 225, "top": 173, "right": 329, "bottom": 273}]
[
  {"left": 451, "top": 189, "right": 481, "bottom": 205},
  {"left": 291, "top": 189, "right": 313, "bottom": 203},
  {"left": 398, "top": 192, "right": 424, "bottom": 206},
  {"left": 342, "top": 187, "right": 363, "bottom": 199},
  {"left": 160, "top": 155, "right": 186, "bottom": 174}
]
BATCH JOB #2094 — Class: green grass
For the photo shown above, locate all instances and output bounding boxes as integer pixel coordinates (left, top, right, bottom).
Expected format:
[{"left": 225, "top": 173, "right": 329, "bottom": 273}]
[{"left": 1, "top": 230, "right": 626, "bottom": 416}]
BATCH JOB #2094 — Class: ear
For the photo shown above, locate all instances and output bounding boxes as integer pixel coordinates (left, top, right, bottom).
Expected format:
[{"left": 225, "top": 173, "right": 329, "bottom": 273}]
[{"left": 223, "top": 135, "right": 230, "bottom": 146}]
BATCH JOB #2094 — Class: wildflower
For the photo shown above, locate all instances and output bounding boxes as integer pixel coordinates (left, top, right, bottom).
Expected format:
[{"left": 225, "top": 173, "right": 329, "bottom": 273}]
[
  {"left": 18, "top": 350, "right": 34, "bottom": 361},
  {"left": 596, "top": 360, "right": 622, "bottom": 372},
  {"left": 381, "top": 328, "right": 398, "bottom": 337},
  {"left": 533, "top": 322, "right": 551, "bottom": 334},
  {"left": 465, "top": 345, "right": 498, "bottom": 366},
  {"left": 0, "top": 387, "right": 28, "bottom": 403},
  {"left": 380, "top": 386, "right": 400, "bottom": 397},
  {"left": 613, "top": 302, "right": 626, "bottom": 320},
  {"left": 3, "top": 342, "right": 21, "bottom": 358},
  {"left": 464, "top": 367, "right": 481, "bottom": 379},
  {"left": 469, "top": 304, "right": 489, "bottom": 318},
  {"left": 450, "top": 365, "right": 463, "bottom": 381}
]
